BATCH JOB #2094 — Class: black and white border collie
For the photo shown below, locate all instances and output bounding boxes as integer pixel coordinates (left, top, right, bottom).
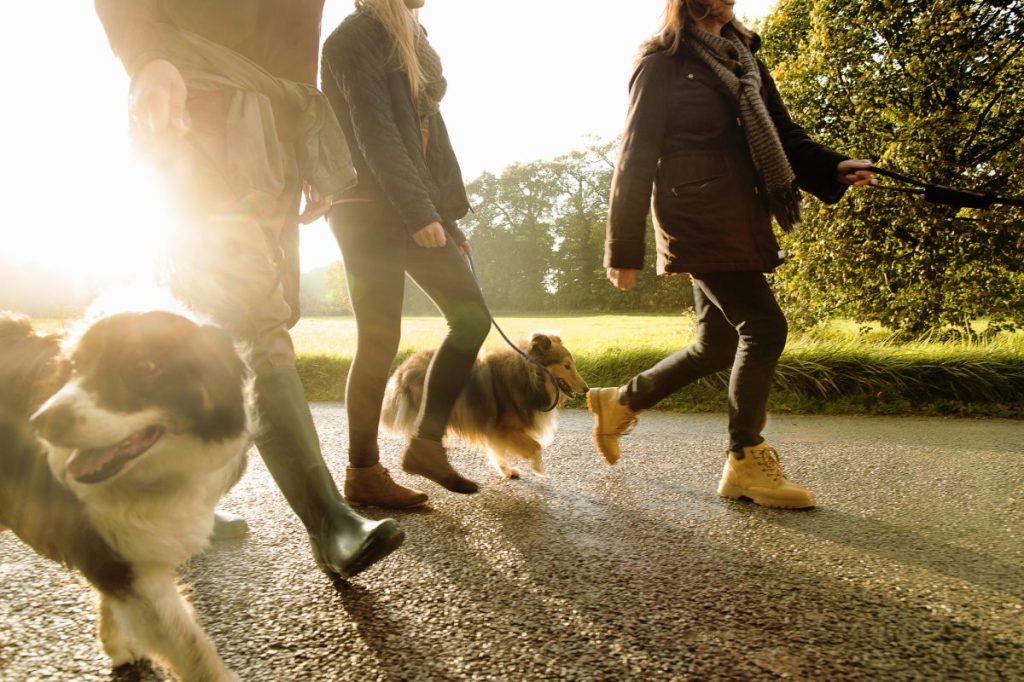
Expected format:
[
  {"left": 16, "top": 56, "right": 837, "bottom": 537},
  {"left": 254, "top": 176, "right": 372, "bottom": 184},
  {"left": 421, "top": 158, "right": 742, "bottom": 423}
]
[{"left": 0, "top": 310, "right": 251, "bottom": 681}]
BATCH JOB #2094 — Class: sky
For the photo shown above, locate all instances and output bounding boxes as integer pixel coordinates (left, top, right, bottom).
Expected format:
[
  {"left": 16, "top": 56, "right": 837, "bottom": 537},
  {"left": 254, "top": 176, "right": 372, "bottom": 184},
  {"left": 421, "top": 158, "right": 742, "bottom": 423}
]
[{"left": 0, "top": 0, "right": 778, "bottom": 281}]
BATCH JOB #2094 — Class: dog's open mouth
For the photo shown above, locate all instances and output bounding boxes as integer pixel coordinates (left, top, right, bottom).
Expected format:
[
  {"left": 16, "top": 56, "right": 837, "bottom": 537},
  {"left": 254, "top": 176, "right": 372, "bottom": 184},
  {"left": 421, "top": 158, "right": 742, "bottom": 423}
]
[{"left": 66, "top": 426, "right": 165, "bottom": 484}]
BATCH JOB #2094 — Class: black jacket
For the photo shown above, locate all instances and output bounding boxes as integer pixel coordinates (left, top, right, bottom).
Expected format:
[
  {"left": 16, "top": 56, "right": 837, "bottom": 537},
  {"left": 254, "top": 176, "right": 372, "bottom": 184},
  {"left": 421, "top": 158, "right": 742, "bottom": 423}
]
[
  {"left": 606, "top": 37, "right": 848, "bottom": 274},
  {"left": 321, "top": 11, "right": 469, "bottom": 239}
]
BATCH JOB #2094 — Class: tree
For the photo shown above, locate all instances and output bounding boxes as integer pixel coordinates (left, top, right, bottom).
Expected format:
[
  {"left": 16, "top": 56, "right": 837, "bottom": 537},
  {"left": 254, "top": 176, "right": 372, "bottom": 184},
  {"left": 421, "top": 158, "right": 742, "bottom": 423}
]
[
  {"left": 547, "top": 141, "right": 614, "bottom": 310},
  {"left": 461, "top": 143, "right": 693, "bottom": 315},
  {"left": 460, "top": 162, "right": 558, "bottom": 311},
  {"left": 758, "top": 0, "right": 1024, "bottom": 334}
]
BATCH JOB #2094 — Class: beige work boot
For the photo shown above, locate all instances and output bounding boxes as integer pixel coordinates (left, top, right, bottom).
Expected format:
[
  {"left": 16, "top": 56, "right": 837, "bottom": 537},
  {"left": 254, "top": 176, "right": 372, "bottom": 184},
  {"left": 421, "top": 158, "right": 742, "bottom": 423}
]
[
  {"left": 717, "top": 443, "right": 815, "bottom": 509},
  {"left": 344, "top": 462, "right": 429, "bottom": 509},
  {"left": 586, "top": 387, "right": 638, "bottom": 465}
]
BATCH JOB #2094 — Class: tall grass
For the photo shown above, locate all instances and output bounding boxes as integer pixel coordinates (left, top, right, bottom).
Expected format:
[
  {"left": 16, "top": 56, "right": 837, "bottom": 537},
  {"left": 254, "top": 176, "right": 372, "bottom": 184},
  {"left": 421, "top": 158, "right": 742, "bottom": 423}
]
[{"left": 294, "top": 315, "right": 1024, "bottom": 417}]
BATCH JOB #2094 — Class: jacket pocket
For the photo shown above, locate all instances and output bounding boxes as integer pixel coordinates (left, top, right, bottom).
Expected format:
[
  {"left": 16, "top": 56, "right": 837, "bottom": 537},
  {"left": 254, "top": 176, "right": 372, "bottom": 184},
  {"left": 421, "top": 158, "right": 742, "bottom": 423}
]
[{"left": 659, "top": 153, "right": 727, "bottom": 199}]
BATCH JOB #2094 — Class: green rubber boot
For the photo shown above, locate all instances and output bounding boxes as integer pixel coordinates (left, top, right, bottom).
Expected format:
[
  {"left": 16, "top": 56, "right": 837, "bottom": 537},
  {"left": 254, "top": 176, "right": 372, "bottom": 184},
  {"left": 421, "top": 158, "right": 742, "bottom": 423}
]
[{"left": 253, "top": 366, "right": 404, "bottom": 579}]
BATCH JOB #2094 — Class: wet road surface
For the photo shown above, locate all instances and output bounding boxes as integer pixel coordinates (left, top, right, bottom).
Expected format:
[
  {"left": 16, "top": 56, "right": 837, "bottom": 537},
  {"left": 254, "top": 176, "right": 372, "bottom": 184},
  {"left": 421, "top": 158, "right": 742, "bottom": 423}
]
[{"left": 2, "top": 408, "right": 1022, "bottom": 681}]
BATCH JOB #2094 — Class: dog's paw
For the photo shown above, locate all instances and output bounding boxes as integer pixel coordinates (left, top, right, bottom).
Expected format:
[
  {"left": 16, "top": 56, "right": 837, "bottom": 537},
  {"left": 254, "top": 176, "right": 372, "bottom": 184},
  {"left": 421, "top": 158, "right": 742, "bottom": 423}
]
[
  {"left": 106, "top": 645, "right": 147, "bottom": 669},
  {"left": 504, "top": 467, "right": 521, "bottom": 480},
  {"left": 110, "top": 658, "right": 156, "bottom": 679}
]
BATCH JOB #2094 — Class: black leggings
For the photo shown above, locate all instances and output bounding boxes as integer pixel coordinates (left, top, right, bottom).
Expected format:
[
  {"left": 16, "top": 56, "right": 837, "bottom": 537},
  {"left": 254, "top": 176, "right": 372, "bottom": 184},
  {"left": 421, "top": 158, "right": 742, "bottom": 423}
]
[
  {"left": 622, "top": 272, "right": 788, "bottom": 453},
  {"left": 329, "top": 203, "right": 490, "bottom": 467}
]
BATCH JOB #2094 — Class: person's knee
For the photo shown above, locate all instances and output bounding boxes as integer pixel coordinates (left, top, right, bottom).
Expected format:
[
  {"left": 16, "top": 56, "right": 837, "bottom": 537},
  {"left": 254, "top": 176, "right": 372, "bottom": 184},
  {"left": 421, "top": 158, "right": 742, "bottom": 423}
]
[
  {"left": 692, "top": 339, "right": 736, "bottom": 372},
  {"left": 354, "top": 332, "right": 401, "bottom": 370},
  {"left": 740, "top": 314, "right": 788, "bottom": 358},
  {"left": 447, "top": 302, "right": 491, "bottom": 352}
]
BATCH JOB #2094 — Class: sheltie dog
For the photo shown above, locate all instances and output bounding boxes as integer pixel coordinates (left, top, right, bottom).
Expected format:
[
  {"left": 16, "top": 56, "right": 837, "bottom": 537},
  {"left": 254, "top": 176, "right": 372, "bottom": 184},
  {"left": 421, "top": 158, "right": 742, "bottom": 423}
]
[
  {"left": 381, "top": 333, "right": 589, "bottom": 479},
  {"left": 0, "top": 310, "right": 251, "bottom": 681}
]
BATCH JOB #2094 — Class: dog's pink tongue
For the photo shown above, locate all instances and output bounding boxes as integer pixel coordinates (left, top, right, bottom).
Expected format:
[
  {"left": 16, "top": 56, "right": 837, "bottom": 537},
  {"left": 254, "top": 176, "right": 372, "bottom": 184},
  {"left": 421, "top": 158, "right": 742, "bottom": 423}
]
[
  {"left": 65, "top": 428, "right": 159, "bottom": 481},
  {"left": 66, "top": 444, "right": 121, "bottom": 480}
]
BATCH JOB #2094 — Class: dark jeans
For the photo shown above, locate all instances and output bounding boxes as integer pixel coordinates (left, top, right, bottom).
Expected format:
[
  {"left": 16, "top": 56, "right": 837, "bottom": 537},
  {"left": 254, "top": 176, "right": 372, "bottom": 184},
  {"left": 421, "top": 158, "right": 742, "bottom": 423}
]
[
  {"left": 329, "top": 202, "right": 490, "bottom": 467},
  {"left": 621, "top": 272, "right": 788, "bottom": 454}
]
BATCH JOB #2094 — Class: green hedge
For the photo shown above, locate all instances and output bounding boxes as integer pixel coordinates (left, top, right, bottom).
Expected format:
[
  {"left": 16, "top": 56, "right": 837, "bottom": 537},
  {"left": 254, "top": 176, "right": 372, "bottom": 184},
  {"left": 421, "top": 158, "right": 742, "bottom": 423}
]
[{"left": 297, "top": 346, "right": 1024, "bottom": 418}]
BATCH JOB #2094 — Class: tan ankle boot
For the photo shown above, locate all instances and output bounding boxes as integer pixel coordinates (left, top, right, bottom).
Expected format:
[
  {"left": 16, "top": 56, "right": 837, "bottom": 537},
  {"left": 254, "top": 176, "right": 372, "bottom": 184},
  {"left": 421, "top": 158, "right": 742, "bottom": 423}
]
[
  {"left": 586, "top": 387, "right": 638, "bottom": 465},
  {"left": 717, "top": 443, "right": 815, "bottom": 509},
  {"left": 344, "top": 463, "right": 429, "bottom": 509},
  {"left": 400, "top": 438, "right": 479, "bottom": 494}
]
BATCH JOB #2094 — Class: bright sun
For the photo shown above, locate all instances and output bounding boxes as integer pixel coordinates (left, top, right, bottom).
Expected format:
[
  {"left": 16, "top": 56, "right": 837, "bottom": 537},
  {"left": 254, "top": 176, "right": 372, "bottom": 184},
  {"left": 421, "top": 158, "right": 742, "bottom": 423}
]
[
  {"left": 0, "top": 4, "right": 178, "bottom": 290},
  {"left": 0, "top": 3, "right": 336, "bottom": 295}
]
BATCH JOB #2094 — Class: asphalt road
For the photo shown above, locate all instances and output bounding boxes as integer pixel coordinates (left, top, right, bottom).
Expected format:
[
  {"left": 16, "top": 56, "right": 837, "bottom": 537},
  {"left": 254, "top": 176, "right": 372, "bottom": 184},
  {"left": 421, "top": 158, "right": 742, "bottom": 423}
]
[{"left": 2, "top": 407, "right": 1022, "bottom": 682}]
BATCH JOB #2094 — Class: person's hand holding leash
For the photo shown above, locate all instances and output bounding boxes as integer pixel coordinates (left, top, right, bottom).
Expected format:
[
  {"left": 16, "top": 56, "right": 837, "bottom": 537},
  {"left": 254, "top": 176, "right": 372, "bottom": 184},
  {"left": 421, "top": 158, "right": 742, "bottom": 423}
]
[
  {"left": 606, "top": 267, "right": 638, "bottom": 291},
  {"left": 130, "top": 59, "right": 189, "bottom": 136},
  {"left": 298, "top": 182, "right": 333, "bottom": 225},
  {"left": 837, "top": 159, "right": 877, "bottom": 187},
  {"left": 413, "top": 222, "right": 447, "bottom": 248}
]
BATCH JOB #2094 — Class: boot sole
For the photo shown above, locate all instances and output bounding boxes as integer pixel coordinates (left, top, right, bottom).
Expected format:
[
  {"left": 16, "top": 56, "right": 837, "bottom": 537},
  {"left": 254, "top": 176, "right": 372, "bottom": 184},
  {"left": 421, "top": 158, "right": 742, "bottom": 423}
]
[
  {"left": 341, "top": 522, "right": 407, "bottom": 579},
  {"left": 316, "top": 521, "right": 407, "bottom": 580},
  {"left": 586, "top": 390, "right": 620, "bottom": 465},
  {"left": 400, "top": 460, "right": 479, "bottom": 494},
  {"left": 718, "top": 482, "right": 815, "bottom": 509},
  {"left": 345, "top": 496, "right": 429, "bottom": 510}
]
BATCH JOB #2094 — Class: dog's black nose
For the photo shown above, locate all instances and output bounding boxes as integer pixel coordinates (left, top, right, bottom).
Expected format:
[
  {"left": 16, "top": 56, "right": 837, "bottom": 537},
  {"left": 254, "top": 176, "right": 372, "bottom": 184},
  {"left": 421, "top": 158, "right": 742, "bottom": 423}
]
[{"left": 31, "top": 404, "right": 76, "bottom": 442}]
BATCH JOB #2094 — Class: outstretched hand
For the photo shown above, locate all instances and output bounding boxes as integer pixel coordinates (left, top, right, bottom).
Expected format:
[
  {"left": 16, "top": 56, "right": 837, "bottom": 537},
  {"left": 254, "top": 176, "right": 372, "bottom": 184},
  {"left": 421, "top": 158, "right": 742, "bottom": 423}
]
[
  {"left": 130, "top": 59, "right": 189, "bottom": 136},
  {"left": 837, "top": 159, "right": 877, "bottom": 187}
]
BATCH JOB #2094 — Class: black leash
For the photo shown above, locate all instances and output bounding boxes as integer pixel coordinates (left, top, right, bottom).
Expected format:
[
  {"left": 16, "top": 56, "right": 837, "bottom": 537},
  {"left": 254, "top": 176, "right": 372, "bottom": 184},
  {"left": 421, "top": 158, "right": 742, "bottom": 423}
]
[
  {"left": 463, "top": 251, "right": 564, "bottom": 413},
  {"left": 868, "top": 165, "right": 1024, "bottom": 209}
]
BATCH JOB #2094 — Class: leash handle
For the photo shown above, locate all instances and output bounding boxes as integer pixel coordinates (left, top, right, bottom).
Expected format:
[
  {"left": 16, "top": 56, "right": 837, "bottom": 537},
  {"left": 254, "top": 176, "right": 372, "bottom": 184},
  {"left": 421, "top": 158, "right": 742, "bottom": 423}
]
[
  {"left": 464, "top": 251, "right": 562, "bottom": 412},
  {"left": 867, "top": 165, "right": 1024, "bottom": 209}
]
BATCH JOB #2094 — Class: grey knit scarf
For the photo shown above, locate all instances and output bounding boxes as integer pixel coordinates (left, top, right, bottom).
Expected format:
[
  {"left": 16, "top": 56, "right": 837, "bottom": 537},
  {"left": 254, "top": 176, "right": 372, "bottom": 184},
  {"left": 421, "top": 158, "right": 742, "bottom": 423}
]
[
  {"left": 414, "top": 24, "right": 447, "bottom": 118},
  {"left": 685, "top": 26, "right": 801, "bottom": 231}
]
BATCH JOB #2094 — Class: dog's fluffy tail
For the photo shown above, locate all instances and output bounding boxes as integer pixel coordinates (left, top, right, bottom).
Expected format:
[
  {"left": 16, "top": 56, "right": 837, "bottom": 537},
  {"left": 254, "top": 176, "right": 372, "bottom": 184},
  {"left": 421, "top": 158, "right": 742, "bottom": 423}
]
[
  {"left": 379, "top": 375, "right": 416, "bottom": 435},
  {"left": 379, "top": 350, "right": 433, "bottom": 436}
]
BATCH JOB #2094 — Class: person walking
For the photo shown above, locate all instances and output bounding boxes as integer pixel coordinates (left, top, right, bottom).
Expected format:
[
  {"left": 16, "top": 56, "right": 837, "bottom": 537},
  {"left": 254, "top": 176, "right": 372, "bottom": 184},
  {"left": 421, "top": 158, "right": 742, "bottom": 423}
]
[
  {"left": 94, "top": 0, "right": 405, "bottom": 578},
  {"left": 587, "top": 0, "right": 876, "bottom": 509},
  {"left": 321, "top": 0, "right": 491, "bottom": 507}
]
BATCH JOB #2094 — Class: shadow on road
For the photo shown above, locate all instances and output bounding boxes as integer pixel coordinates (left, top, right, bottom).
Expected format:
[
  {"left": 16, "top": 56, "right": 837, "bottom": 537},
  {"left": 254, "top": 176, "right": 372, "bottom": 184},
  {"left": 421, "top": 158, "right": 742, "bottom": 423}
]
[{"left": 730, "top": 503, "right": 1024, "bottom": 600}]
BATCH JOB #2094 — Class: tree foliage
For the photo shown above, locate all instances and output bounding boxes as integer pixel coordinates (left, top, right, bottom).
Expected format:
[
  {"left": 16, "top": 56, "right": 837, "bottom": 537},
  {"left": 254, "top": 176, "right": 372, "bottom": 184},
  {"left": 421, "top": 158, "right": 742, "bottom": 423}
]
[
  {"left": 758, "top": 0, "right": 1024, "bottom": 334},
  {"left": 461, "top": 140, "right": 692, "bottom": 314}
]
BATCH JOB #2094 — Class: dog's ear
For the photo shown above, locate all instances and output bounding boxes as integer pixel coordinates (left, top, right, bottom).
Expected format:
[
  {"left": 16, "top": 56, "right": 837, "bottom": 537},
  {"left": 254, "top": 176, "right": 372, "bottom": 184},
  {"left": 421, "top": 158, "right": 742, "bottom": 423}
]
[
  {"left": 529, "top": 333, "right": 552, "bottom": 354},
  {"left": 0, "top": 313, "right": 67, "bottom": 418}
]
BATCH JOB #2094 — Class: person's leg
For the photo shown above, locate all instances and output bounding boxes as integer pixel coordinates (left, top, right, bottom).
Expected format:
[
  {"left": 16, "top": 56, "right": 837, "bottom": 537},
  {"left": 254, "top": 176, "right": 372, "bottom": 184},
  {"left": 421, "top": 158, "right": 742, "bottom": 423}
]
[
  {"left": 400, "top": 239, "right": 491, "bottom": 493},
  {"left": 164, "top": 107, "right": 405, "bottom": 574},
  {"left": 691, "top": 272, "right": 786, "bottom": 453},
  {"left": 404, "top": 240, "right": 491, "bottom": 440},
  {"left": 621, "top": 279, "right": 738, "bottom": 410},
  {"left": 329, "top": 203, "right": 428, "bottom": 508},
  {"left": 330, "top": 203, "right": 406, "bottom": 468},
  {"left": 588, "top": 278, "right": 737, "bottom": 463},
  {"left": 693, "top": 272, "right": 813, "bottom": 509}
]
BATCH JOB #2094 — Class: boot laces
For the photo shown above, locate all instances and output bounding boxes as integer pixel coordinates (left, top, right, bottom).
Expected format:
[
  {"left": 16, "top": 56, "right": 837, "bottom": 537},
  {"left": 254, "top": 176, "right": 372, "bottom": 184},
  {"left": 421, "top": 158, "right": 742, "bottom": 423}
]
[
  {"left": 617, "top": 413, "right": 638, "bottom": 437},
  {"left": 753, "top": 446, "right": 785, "bottom": 482}
]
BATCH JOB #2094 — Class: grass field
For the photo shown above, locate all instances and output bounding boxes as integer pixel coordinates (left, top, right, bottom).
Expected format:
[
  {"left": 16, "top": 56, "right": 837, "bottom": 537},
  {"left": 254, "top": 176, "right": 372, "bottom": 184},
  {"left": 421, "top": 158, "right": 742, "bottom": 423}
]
[{"left": 292, "top": 314, "right": 1024, "bottom": 417}]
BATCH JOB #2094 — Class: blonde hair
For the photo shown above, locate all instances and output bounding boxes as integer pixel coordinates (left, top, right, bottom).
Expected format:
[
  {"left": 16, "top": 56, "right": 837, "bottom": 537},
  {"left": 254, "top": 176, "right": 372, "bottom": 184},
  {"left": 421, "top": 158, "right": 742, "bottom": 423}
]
[
  {"left": 356, "top": 0, "right": 424, "bottom": 101},
  {"left": 641, "top": 0, "right": 752, "bottom": 58}
]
